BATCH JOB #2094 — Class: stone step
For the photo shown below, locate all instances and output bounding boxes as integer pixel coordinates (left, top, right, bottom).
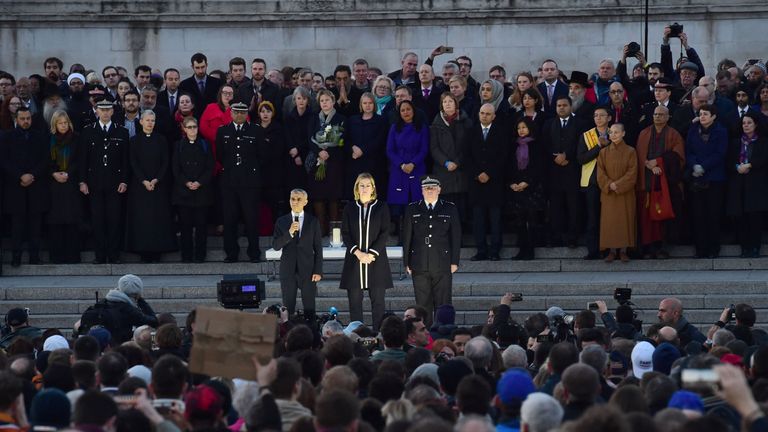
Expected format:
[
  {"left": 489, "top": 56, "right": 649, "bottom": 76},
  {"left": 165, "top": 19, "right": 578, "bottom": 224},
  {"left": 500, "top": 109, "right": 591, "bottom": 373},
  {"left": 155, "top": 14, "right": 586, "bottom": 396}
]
[{"left": 8, "top": 255, "right": 768, "bottom": 276}]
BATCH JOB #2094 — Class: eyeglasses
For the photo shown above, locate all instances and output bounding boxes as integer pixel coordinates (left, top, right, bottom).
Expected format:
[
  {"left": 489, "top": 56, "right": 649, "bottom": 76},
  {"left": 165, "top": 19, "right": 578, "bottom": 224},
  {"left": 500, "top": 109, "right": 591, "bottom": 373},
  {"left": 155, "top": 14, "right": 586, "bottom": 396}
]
[
  {"left": 609, "top": 90, "right": 624, "bottom": 94},
  {"left": 184, "top": 125, "right": 198, "bottom": 129},
  {"left": 221, "top": 91, "right": 234, "bottom": 96},
  {"left": 375, "top": 85, "right": 391, "bottom": 90}
]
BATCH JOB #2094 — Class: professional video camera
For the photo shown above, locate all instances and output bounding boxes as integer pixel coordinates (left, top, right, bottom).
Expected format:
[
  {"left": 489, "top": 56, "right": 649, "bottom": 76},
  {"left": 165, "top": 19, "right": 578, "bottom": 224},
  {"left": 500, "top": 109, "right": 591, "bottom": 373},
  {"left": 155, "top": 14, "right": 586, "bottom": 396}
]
[{"left": 613, "top": 288, "right": 643, "bottom": 333}]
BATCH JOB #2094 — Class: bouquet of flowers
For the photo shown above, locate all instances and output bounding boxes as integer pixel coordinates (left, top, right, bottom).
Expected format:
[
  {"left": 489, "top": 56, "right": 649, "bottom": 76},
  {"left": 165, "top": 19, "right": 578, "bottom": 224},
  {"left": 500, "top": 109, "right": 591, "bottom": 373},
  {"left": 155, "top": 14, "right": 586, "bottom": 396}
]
[{"left": 311, "top": 124, "right": 344, "bottom": 180}]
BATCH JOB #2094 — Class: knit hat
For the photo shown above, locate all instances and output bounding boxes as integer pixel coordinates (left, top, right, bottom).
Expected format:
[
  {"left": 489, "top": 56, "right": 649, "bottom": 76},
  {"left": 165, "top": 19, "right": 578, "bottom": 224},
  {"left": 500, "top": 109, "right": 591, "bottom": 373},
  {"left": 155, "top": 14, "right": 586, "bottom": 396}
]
[
  {"left": 117, "top": 274, "right": 144, "bottom": 297},
  {"left": 668, "top": 390, "right": 704, "bottom": 413},
  {"left": 43, "top": 335, "right": 69, "bottom": 352},
  {"left": 88, "top": 327, "right": 112, "bottom": 351},
  {"left": 411, "top": 363, "right": 440, "bottom": 388},
  {"left": 30, "top": 388, "right": 71, "bottom": 428},
  {"left": 496, "top": 370, "right": 535, "bottom": 406},
  {"left": 653, "top": 342, "right": 681, "bottom": 375},
  {"left": 6, "top": 308, "right": 28, "bottom": 327},
  {"left": 435, "top": 304, "right": 456, "bottom": 326},
  {"left": 631, "top": 341, "right": 655, "bottom": 378}
]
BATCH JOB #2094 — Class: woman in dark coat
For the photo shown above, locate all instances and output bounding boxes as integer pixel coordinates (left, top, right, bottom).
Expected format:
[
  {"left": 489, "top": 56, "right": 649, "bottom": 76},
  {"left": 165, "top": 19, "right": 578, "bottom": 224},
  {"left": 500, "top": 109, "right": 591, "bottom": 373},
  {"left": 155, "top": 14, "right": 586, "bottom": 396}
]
[
  {"left": 508, "top": 117, "right": 546, "bottom": 260},
  {"left": 172, "top": 116, "right": 214, "bottom": 262},
  {"left": 307, "top": 89, "right": 346, "bottom": 234},
  {"left": 430, "top": 93, "right": 472, "bottom": 221},
  {"left": 284, "top": 87, "right": 313, "bottom": 193},
  {"left": 257, "top": 101, "right": 286, "bottom": 224},
  {"left": 511, "top": 88, "right": 546, "bottom": 141},
  {"left": 340, "top": 172, "right": 393, "bottom": 331},
  {"left": 125, "top": 110, "right": 176, "bottom": 262},
  {"left": 685, "top": 104, "right": 728, "bottom": 259},
  {"left": 726, "top": 112, "right": 768, "bottom": 258},
  {"left": 344, "top": 92, "right": 388, "bottom": 200},
  {"left": 47, "top": 110, "right": 82, "bottom": 263}
]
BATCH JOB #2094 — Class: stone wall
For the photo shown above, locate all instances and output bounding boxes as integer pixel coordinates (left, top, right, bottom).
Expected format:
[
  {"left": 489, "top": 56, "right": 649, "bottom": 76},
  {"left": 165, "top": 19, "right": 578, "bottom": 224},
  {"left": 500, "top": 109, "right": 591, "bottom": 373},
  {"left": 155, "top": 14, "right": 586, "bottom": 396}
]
[{"left": 1, "top": 0, "right": 766, "bottom": 79}]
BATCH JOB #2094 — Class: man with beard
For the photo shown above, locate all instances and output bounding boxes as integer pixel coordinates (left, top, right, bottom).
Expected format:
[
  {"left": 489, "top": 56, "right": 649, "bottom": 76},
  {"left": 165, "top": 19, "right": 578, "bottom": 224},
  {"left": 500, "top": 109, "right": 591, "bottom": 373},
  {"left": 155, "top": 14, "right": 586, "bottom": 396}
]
[
  {"left": 2, "top": 107, "right": 50, "bottom": 267},
  {"left": 235, "top": 58, "right": 282, "bottom": 120},
  {"left": 15, "top": 77, "right": 39, "bottom": 115},
  {"left": 101, "top": 66, "right": 121, "bottom": 101},
  {"left": 139, "top": 85, "right": 172, "bottom": 140},
  {"left": 568, "top": 71, "right": 595, "bottom": 127},
  {"left": 745, "top": 63, "right": 766, "bottom": 100},
  {"left": 716, "top": 69, "right": 738, "bottom": 100},
  {"left": 226, "top": 57, "right": 249, "bottom": 90},
  {"left": 41, "top": 88, "right": 68, "bottom": 128},
  {"left": 116, "top": 90, "right": 141, "bottom": 139},
  {"left": 636, "top": 105, "right": 684, "bottom": 259},
  {"left": 79, "top": 100, "right": 130, "bottom": 264},
  {"left": 44, "top": 57, "right": 69, "bottom": 98},
  {"left": 179, "top": 52, "right": 222, "bottom": 118},
  {"left": 605, "top": 82, "right": 639, "bottom": 146},
  {"left": 587, "top": 59, "right": 619, "bottom": 106},
  {"left": 735, "top": 86, "right": 757, "bottom": 118}
]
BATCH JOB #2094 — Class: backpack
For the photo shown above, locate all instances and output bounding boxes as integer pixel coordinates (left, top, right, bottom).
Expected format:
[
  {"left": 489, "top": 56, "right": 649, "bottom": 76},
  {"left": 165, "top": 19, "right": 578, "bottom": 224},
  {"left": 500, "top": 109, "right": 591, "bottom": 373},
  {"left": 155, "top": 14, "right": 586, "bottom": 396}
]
[{"left": 79, "top": 293, "right": 121, "bottom": 337}]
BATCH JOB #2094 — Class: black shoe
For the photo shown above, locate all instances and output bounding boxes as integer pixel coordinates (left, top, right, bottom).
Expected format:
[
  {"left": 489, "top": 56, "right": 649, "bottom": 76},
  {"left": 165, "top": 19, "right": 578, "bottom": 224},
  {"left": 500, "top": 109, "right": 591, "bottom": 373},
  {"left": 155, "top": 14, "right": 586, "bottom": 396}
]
[
  {"left": 583, "top": 253, "right": 600, "bottom": 260},
  {"left": 249, "top": 256, "right": 262, "bottom": 263},
  {"left": 224, "top": 256, "right": 238, "bottom": 263},
  {"left": 489, "top": 254, "right": 501, "bottom": 261},
  {"left": 470, "top": 254, "right": 488, "bottom": 261}
]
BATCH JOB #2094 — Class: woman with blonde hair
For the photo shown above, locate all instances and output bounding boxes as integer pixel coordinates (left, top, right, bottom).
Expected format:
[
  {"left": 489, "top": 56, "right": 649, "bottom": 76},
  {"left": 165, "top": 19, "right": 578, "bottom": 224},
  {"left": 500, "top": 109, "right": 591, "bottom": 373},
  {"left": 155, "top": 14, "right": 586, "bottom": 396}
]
[{"left": 47, "top": 110, "right": 82, "bottom": 263}]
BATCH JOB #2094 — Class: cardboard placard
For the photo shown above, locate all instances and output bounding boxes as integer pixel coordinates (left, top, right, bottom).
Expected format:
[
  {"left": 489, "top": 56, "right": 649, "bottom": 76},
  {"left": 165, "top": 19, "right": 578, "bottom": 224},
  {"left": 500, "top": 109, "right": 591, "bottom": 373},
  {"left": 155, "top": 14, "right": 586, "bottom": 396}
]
[{"left": 189, "top": 306, "right": 276, "bottom": 380}]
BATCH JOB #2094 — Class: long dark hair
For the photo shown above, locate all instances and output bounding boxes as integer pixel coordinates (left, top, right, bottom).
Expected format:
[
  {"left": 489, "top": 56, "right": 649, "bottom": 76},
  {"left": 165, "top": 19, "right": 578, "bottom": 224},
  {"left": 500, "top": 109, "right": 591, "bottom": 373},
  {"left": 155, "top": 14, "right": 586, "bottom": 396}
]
[
  {"left": 516, "top": 116, "right": 538, "bottom": 139},
  {"left": 395, "top": 100, "right": 423, "bottom": 132}
]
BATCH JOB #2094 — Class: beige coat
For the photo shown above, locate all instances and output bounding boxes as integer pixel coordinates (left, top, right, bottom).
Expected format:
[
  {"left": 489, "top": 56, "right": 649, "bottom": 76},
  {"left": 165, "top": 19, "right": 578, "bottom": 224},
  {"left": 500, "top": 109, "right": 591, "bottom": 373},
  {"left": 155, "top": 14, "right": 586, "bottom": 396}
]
[{"left": 597, "top": 140, "right": 638, "bottom": 249}]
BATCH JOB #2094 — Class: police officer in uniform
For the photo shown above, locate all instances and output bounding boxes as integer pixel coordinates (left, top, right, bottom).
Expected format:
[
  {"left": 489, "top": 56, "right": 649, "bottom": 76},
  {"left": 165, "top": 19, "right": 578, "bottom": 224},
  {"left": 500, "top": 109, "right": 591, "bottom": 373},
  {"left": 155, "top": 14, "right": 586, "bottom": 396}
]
[
  {"left": 216, "top": 102, "right": 264, "bottom": 262},
  {"left": 79, "top": 99, "right": 129, "bottom": 264},
  {"left": 402, "top": 176, "right": 461, "bottom": 327}
]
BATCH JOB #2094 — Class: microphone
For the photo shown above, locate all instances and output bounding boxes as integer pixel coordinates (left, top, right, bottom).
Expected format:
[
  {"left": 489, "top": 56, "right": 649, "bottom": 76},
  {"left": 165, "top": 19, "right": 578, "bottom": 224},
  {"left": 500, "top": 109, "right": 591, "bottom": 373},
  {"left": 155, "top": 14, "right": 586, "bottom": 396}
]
[{"left": 294, "top": 215, "right": 299, "bottom": 223}]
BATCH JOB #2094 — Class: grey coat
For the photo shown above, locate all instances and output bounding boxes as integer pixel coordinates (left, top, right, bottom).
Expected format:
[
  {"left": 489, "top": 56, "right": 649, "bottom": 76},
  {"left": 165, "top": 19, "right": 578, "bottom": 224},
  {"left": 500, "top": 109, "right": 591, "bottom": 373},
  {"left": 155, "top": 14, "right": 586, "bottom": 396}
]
[{"left": 429, "top": 111, "right": 472, "bottom": 195}]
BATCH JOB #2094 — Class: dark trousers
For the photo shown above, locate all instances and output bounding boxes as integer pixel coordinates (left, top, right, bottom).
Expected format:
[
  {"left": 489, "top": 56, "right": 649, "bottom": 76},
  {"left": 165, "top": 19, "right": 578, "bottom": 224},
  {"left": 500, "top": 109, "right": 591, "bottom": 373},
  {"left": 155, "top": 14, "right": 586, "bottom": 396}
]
[
  {"left": 690, "top": 182, "right": 724, "bottom": 257},
  {"left": 11, "top": 212, "right": 42, "bottom": 258},
  {"left": 472, "top": 205, "right": 502, "bottom": 255},
  {"left": 549, "top": 189, "right": 583, "bottom": 245},
  {"left": 738, "top": 211, "right": 763, "bottom": 252},
  {"left": 90, "top": 190, "right": 123, "bottom": 261},
  {"left": 222, "top": 187, "right": 260, "bottom": 260},
  {"left": 280, "top": 272, "right": 317, "bottom": 316},
  {"left": 347, "top": 287, "right": 385, "bottom": 332},
  {"left": 178, "top": 206, "right": 208, "bottom": 261},
  {"left": 412, "top": 270, "right": 453, "bottom": 328},
  {"left": 515, "top": 207, "right": 541, "bottom": 256},
  {"left": 583, "top": 186, "right": 601, "bottom": 255},
  {"left": 48, "top": 223, "right": 80, "bottom": 263}
]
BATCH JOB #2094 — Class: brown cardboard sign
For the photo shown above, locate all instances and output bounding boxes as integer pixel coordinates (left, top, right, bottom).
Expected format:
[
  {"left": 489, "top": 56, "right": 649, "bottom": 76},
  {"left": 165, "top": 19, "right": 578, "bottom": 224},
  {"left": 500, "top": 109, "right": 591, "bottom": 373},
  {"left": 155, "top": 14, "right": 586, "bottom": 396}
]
[{"left": 189, "top": 307, "right": 277, "bottom": 380}]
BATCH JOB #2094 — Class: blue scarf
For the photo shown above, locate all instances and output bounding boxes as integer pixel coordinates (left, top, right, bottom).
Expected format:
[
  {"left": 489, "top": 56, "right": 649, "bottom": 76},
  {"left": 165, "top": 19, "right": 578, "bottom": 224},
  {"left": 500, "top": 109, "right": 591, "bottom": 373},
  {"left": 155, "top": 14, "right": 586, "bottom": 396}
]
[{"left": 375, "top": 95, "right": 392, "bottom": 115}]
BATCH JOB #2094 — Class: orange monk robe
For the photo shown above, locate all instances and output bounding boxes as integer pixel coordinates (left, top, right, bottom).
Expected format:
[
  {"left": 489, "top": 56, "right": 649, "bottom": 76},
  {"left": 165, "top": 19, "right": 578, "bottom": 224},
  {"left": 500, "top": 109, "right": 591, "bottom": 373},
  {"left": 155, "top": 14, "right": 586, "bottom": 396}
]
[{"left": 597, "top": 140, "right": 638, "bottom": 249}]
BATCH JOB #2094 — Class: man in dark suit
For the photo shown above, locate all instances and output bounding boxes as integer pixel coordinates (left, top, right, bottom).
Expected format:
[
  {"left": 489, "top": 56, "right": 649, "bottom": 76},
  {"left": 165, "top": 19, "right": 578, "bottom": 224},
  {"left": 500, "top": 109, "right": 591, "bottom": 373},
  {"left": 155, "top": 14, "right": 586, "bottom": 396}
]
[
  {"left": 235, "top": 58, "right": 282, "bottom": 120},
  {"left": 409, "top": 64, "right": 444, "bottom": 124},
  {"left": 545, "top": 96, "right": 587, "bottom": 247},
  {"left": 465, "top": 103, "right": 509, "bottom": 261},
  {"left": 402, "top": 176, "right": 461, "bottom": 328},
  {"left": 216, "top": 102, "right": 264, "bottom": 263},
  {"left": 538, "top": 60, "right": 569, "bottom": 117},
  {"left": 157, "top": 68, "right": 181, "bottom": 115},
  {"left": 272, "top": 189, "right": 323, "bottom": 317},
  {"left": 79, "top": 100, "right": 130, "bottom": 264},
  {"left": 2, "top": 107, "right": 50, "bottom": 267},
  {"left": 179, "top": 52, "right": 222, "bottom": 118}
]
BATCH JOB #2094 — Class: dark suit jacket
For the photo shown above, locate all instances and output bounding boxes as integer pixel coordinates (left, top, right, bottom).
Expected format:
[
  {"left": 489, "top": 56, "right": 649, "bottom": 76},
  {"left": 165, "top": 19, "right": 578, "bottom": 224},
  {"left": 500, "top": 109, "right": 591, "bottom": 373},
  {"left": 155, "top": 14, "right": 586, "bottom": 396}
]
[
  {"left": 179, "top": 75, "right": 222, "bottom": 118},
  {"left": 537, "top": 80, "right": 569, "bottom": 117},
  {"left": 544, "top": 114, "right": 588, "bottom": 192},
  {"left": 157, "top": 90, "right": 182, "bottom": 115},
  {"left": 409, "top": 82, "right": 444, "bottom": 124},
  {"left": 235, "top": 79, "right": 283, "bottom": 119},
  {"left": 272, "top": 213, "right": 323, "bottom": 278},
  {"left": 464, "top": 121, "right": 510, "bottom": 206}
]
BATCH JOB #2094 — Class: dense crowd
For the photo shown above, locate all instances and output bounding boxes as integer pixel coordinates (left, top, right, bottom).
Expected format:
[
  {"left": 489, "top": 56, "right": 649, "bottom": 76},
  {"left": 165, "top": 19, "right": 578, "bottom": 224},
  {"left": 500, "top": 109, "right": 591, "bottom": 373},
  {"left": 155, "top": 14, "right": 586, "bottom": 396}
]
[
  {"left": 0, "top": 274, "right": 767, "bottom": 431},
  {"left": 2, "top": 26, "right": 768, "bottom": 267}
]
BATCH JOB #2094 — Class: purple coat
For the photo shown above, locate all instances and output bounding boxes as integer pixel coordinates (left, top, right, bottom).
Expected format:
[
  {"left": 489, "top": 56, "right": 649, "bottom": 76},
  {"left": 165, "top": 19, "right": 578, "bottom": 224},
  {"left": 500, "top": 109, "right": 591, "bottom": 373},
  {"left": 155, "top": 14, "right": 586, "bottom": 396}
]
[{"left": 386, "top": 123, "right": 429, "bottom": 205}]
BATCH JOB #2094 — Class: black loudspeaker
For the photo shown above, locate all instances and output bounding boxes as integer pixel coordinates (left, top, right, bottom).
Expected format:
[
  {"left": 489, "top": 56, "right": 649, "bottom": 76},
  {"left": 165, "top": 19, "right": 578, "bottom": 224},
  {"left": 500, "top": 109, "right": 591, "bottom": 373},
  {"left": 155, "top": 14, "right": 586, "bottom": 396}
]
[{"left": 217, "top": 275, "right": 266, "bottom": 309}]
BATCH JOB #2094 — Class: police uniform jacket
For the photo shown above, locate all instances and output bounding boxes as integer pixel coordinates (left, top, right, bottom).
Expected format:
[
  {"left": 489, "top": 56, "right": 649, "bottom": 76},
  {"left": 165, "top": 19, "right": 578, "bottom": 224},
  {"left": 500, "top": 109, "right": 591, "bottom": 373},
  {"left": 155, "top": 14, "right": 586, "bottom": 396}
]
[
  {"left": 216, "top": 122, "right": 264, "bottom": 189},
  {"left": 402, "top": 199, "right": 461, "bottom": 273},
  {"left": 79, "top": 122, "right": 130, "bottom": 191},
  {"left": 2, "top": 127, "right": 51, "bottom": 215}
]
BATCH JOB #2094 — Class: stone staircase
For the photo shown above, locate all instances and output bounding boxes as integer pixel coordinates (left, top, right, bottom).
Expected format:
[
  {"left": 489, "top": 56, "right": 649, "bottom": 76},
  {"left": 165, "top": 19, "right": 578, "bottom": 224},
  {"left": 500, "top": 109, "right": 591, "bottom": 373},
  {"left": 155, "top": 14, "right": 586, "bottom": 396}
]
[{"left": 2, "top": 236, "right": 768, "bottom": 335}]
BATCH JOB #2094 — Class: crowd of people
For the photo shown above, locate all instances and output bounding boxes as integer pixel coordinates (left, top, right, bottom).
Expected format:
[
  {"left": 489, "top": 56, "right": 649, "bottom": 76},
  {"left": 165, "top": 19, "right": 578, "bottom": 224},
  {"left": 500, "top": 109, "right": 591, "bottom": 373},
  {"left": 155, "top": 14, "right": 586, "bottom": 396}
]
[
  {"left": 0, "top": 274, "right": 766, "bottom": 431},
  {"left": 1, "top": 27, "right": 768, "bottom": 267}
]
